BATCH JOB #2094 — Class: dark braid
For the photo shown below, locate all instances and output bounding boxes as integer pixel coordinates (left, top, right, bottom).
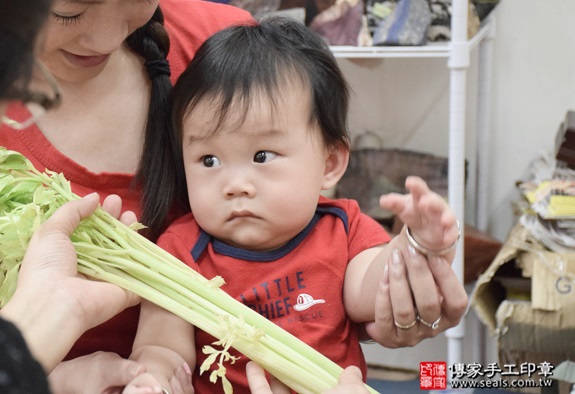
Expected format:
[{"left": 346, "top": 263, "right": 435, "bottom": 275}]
[{"left": 126, "top": 7, "right": 188, "bottom": 241}]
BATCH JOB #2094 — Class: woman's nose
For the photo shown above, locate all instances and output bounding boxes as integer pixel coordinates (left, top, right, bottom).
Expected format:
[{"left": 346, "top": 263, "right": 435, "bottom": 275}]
[{"left": 78, "top": 14, "right": 129, "bottom": 55}]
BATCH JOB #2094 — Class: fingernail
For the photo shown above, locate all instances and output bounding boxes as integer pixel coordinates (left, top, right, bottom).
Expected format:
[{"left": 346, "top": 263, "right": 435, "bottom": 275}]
[
  {"left": 183, "top": 361, "right": 192, "bottom": 375},
  {"left": 82, "top": 192, "right": 99, "bottom": 200},
  {"left": 351, "top": 366, "right": 363, "bottom": 378},
  {"left": 382, "top": 265, "right": 389, "bottom": 285},
  {"left": 408, "top": 245, "right": 418, "bottom": 257},
  {"left": 392, "top": 249, "right": 401, "bottom": 265}
]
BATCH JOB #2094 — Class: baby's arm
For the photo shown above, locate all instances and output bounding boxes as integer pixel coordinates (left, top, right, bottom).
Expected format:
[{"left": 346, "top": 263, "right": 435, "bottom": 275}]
[
  {"left": 124, "top": 300, "right": 195, "bottom": 393},
  {"left": 343, "top": 176, "right": 459, "bottom": 323}
]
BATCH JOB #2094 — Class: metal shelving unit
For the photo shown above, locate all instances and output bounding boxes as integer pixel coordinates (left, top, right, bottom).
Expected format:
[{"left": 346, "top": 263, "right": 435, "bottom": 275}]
[{"left": 329, "top": 0, "right": 497, "bottom": 367}]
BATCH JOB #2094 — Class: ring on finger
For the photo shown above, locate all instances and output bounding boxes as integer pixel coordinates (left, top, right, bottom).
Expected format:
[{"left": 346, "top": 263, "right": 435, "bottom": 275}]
[
  {"left": 418, "top": 315, "right": 441, "bottom": 330},
  {"left": 394, "top": 318, "right": 417, "bottom": 330}
]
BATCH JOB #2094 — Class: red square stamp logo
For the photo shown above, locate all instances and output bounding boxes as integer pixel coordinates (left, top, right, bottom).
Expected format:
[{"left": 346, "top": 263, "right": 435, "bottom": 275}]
[{"left": 420, "top": 361, "right": 447, "bottom": 390}]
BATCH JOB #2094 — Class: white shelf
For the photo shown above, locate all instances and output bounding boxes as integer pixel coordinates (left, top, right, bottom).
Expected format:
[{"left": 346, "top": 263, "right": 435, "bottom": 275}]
[
  {"left": 329, "top": 0, "right": 496, "bottom": 369},
  {"left": 329, "top": 21, "right": 493, "bottom": 59}
]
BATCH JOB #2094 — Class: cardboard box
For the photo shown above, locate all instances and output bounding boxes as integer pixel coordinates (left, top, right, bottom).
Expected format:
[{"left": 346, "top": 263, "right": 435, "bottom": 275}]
[{"left": 470, "top": 223, "right": 575, "bottom": 378}]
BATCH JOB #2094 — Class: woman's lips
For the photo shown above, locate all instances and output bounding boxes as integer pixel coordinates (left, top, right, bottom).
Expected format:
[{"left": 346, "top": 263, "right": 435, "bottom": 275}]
[{"left": 64, "top": 51, "right": 109, "bottom": 68}]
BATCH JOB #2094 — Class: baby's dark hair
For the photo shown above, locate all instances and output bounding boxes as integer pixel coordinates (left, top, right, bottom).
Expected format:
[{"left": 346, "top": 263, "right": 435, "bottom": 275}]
[{"left": 172, "top": 16, "right": 351, "bottom": 150}]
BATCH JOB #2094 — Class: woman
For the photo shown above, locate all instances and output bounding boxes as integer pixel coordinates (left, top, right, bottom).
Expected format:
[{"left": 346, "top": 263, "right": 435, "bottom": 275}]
[
  {"left": 0, "top": 0, "right": 467, "bottom": 392},
  {"left": 0, "top": 0, "right": 140, "bottom": 391}
]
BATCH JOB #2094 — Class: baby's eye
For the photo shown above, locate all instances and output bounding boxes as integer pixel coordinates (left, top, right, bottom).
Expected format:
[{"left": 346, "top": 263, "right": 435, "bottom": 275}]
[
  {"left": 202, "top": 155, "right": 221, "bottom": 167},
  {"left": 253, "top": 151, "right": 277, "bottom": 163}
]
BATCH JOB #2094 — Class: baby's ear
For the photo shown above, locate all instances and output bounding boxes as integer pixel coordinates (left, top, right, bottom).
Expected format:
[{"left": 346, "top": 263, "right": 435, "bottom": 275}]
[{"left": 322, "top": 143, "right": 349, "bottom": 191}]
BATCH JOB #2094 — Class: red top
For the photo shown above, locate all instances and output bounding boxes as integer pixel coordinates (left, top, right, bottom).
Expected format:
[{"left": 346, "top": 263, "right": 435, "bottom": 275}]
[
  {"left": 0, "top": 0, "right": 252, "bottom": 360},
  {"left": 158, "top": 196, "right": 391, "bottom": 393}
]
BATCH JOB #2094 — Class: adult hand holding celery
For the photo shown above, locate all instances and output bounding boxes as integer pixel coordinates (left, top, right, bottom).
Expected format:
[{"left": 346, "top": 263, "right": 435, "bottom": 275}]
[{"left": 0, "top": 148, "right": 379, "bottom": 394}]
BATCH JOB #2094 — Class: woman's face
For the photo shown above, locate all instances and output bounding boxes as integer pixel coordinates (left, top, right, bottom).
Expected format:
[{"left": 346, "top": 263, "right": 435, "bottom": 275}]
[{"left": 40, "top": 0, "right": 159, "bottom": 82}]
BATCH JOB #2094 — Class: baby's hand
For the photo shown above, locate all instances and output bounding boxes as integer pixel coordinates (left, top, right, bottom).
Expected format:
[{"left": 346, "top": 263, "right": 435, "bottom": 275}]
[
  {"left": 379, "top": 176, "right": 459, "bottom": 253},
  {"left": 122, "top": 372, "right": 166, "bottom": 394},
  {"left": 168, "top": 363, "right": 194, "bottom": 394}
]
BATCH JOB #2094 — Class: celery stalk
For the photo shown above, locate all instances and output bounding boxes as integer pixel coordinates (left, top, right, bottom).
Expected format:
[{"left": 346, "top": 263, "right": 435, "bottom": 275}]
[{"left": 0, "top": 148, "right": 380, "bottom": 394}]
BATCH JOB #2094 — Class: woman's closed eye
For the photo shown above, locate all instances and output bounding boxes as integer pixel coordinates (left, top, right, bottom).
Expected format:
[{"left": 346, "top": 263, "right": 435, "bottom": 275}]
[
  {"left": 51, "top": 12, "right": 84, "bottom": 25},
  {"left": 253, "top": 151, "right": 277, "bottom": 164}
]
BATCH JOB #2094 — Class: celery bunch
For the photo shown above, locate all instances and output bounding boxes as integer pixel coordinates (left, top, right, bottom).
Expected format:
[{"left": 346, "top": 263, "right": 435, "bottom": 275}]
[{"left": 0, "top": 148, "right": 379, "bottom": 394}]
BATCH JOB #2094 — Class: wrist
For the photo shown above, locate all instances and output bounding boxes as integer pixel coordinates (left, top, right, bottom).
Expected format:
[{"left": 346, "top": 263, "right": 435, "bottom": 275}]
[
  {"left": 403, "top": 221, "right": 461, "bottom": 257},
  {"left": 1, "top": 287, "right": 84, "bottom": 372}
]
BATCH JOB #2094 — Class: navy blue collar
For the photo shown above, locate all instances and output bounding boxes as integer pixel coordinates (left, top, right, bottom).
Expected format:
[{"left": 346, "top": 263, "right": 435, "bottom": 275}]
[{"left": 190, "top": 205, "right": 349, "bottom": 263}]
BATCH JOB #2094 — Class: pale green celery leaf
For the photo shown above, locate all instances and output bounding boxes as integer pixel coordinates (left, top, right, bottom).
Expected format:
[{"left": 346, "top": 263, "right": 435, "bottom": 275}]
[
  {"left": 221, "top": 375, "right": 233, "bottom": 394},
  {"left": 129, "top": 222, "right": 147, "bottom": 232},
  {"left": 0, "top": 264, "right": 20, "bottom": 307},
  {"left": 200, "top": 349, "right": 220, "bottom": 375},
  {"left": 0, "top": 179, "right": 38, "bottom": 208},
  {"left": 32, "top": 187, "right": 65, "bottom": 217},
  {"left": 0, "top": 148, "right": 34, "bottom": 172}
]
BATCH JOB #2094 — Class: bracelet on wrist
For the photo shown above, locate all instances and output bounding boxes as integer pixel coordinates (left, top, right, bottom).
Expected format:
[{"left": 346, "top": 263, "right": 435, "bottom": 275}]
[{"left": 405, "top": 220, "right": 461, "bottom": 257}]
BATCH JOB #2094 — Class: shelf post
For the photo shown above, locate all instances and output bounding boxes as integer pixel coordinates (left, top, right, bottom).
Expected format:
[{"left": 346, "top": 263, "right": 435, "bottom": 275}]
[{"left": 446, "top": 0, "right": 470, "bottom": 372}]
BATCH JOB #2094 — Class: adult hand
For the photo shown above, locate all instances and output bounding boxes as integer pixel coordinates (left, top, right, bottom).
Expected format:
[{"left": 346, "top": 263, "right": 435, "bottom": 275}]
[
  {"left": 246, "top": 362, "right": 369, "bottom": 394},
  {"left": 363, "top": 247, "right": 468, "bottom": 347},
  {"left": 168, "top": 363, "right": 194, "bottom": 394},
  {"left": 364, "top": 176, "right": 468, "bottom": 347},
  {"left": 122, "top": 363, "right": 193, "bottom": 394},
  {"left": 1, "top": 193, "right": 141, "bottom": 371},
  {"left": 49, "top": 352, "right": 146, "bottom": 394}
]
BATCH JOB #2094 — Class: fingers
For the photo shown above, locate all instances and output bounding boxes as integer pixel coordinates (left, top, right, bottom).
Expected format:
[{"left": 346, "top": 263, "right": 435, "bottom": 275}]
[
  {"left": 324, "top": 366, "right": 369, "bottom": 394},
  {"left": 427, "top": 255, "right": 468, "bottom": 326},
  {"left": 169, "top": 363, "right": 194, "bottom": 394},
  {"left": 364, "top": 255, "right": 421, "bottom": 348},
  {"left": 365, "top": 247, "right": 450, "bottom": 347},
  {"left": 120, "top": 210, "right": 139, "bottom": 226},
  {"left": 402, "top": 247, "right": 442, "bottom": 328},
  {"left": 246, "top": 362, "right": 273, "bottom": 394},
  {"left": 269, "top": 375, "right": 291, "bottom": 394},
  {"left": 245, "top": 362, "right": 291, "bottom": 394},
  {"left": 379, "top": 177, "right": 448, "bottom": 231},
  {"left": 404, "top": 176, "right": 430, "bottom": 200},
  {"left": 102, "top": 194, "right": 122, "bottom": 219},
  {"left": 387, "top": 251, "right": 419, "bottom": 330},
  {"left": 20, "top": 193, "right": 100, "bottom": 278},
  {"left": 108, "top": 358, "right": 147, "bottom": 387},
  {"left": 338, "top": 366, "right": 363, "bottom": 385},
  {"left": 34, "top": 193, "right": 99, "bottom": 238},
  {"left": 103, "top": 193, "right": 138, "bottom": 225}
]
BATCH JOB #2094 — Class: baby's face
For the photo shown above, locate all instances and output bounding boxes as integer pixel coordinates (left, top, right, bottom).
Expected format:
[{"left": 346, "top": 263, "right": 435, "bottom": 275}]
[{"left": 181, "top": 85, "right": 331, "bottom": 251}]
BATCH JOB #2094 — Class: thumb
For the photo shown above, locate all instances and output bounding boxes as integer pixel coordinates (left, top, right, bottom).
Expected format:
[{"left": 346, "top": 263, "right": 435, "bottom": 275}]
[
  {"left": 107, "top": 359, "right": 147, "bottom": 386},
  {"left": 36, "top": 193, "right": 100, "bottom": 238},
  {"left": 338, "top": 366, "right": 363, "bottom": 385}
]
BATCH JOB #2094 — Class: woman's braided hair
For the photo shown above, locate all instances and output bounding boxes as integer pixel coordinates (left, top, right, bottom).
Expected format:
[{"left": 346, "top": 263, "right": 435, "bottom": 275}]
[{"left": 126, "top": 6, "right": 188, "bottom": 241}]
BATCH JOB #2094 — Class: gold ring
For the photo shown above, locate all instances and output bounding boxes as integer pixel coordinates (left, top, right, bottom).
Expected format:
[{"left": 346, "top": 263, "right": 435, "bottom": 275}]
[
  {"left": 418, "top": 315, "right": 441, "bottom": 330},
  {"left": 394, "top": 318, "right": 417, "bottom": 330},
  {"left": 162, "top": 389, "right": 170, "bottom": 394}
]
